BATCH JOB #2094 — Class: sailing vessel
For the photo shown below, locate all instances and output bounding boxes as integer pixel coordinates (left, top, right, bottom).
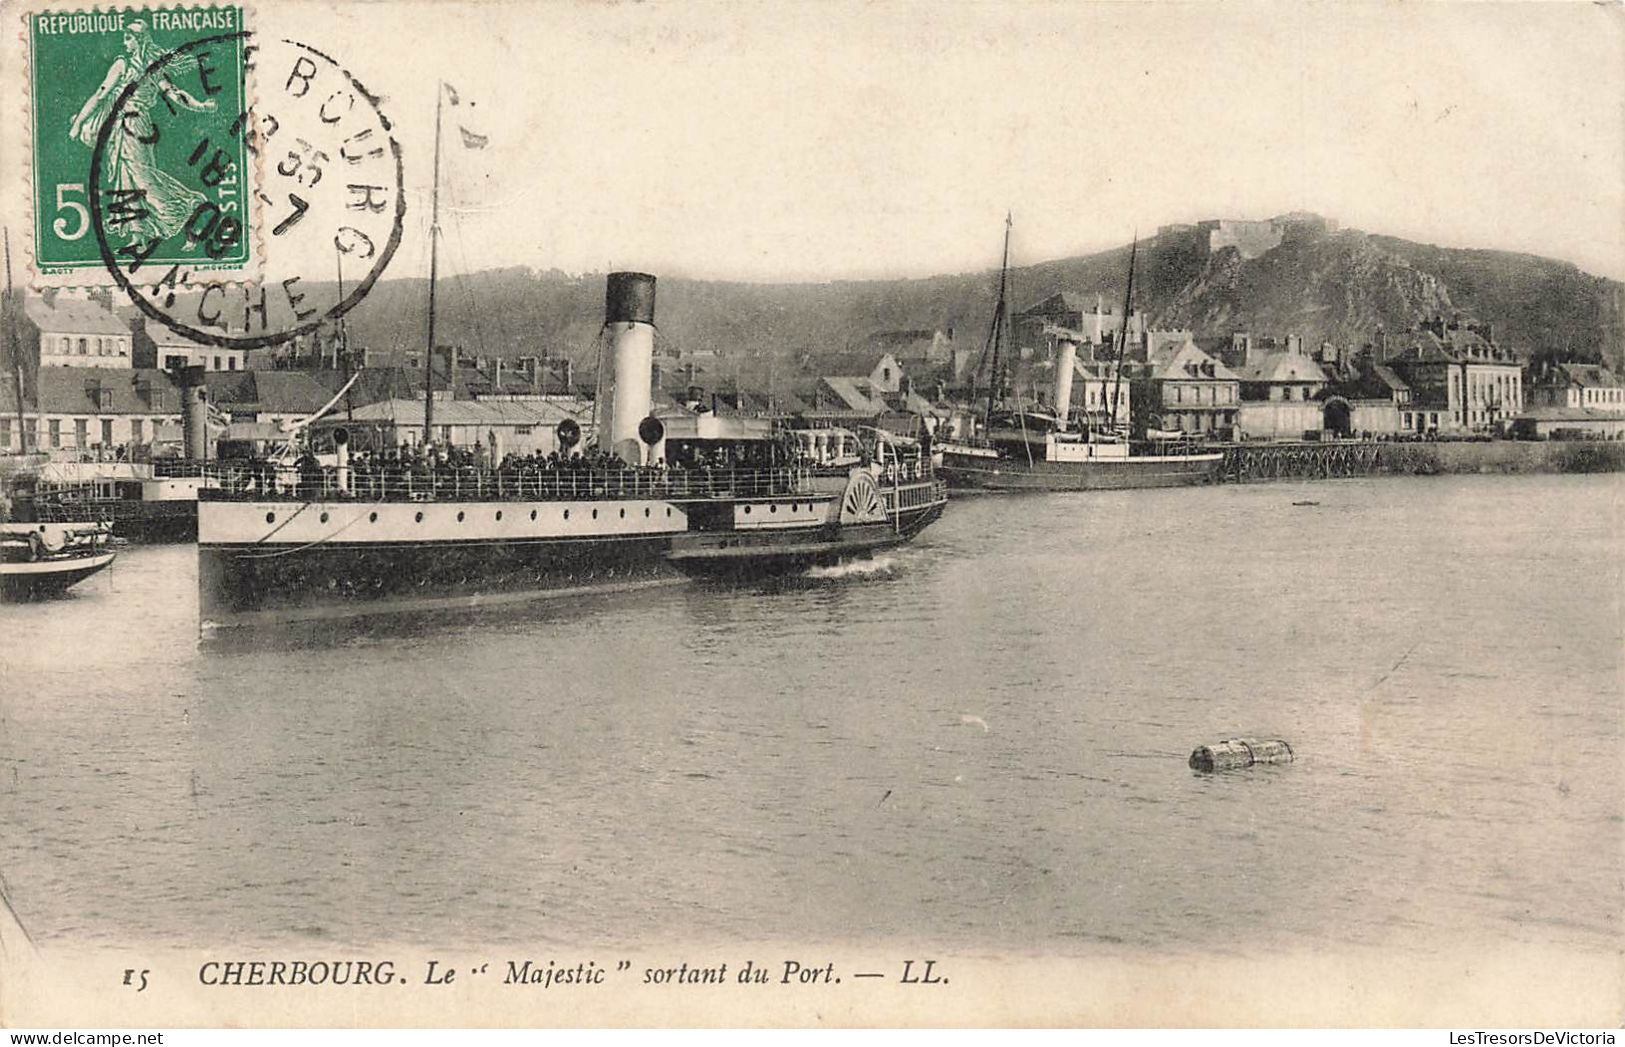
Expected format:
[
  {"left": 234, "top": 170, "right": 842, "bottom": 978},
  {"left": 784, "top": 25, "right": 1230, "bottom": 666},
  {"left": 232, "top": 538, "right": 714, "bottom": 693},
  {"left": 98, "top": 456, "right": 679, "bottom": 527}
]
[{"left": 936, "top": 220, "right": 1223, "bottom": 491}]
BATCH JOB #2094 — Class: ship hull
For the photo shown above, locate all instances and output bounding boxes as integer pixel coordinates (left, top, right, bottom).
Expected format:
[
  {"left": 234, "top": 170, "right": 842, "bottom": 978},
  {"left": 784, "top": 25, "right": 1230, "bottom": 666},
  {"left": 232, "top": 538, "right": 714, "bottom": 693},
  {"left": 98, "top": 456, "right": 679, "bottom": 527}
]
[
  {"left": 938, "top": 450, "right": 1222, "bottom": 492},
  {"left": 0, "top": 551, "right": 117, "bottom": 600},
  {"left": 199, "top": 533, "right": 684, "bottom": 626}
]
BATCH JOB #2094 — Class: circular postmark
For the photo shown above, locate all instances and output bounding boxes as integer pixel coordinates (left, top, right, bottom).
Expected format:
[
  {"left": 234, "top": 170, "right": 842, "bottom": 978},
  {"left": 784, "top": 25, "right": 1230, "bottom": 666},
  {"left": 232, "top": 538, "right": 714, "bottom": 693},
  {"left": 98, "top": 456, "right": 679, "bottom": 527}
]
[{"left": 89, "top": 32, "right": 405, "bottom": 349}]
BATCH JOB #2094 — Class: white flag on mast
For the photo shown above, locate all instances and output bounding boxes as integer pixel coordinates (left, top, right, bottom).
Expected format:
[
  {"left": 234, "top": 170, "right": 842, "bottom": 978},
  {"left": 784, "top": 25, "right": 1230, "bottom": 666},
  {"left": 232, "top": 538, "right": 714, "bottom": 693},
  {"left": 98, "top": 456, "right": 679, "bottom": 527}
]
[{"left": 444, "top": 83, "right": 488, "bottom": 149}]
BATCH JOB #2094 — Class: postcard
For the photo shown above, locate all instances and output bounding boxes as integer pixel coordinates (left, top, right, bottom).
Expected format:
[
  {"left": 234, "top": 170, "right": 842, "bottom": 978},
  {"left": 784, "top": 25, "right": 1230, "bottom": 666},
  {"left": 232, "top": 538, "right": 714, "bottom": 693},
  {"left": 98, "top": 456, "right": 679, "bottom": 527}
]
[{"left": 1, "top": 0, "right": 1621, "bottom": 1029}]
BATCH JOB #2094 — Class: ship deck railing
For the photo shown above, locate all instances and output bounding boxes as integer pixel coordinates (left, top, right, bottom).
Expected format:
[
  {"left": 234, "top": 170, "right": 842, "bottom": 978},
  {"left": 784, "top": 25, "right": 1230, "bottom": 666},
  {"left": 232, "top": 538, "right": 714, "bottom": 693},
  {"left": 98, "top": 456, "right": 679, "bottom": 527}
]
[{"left": 202, "top": 464, "right": 830, "bottom": 503}]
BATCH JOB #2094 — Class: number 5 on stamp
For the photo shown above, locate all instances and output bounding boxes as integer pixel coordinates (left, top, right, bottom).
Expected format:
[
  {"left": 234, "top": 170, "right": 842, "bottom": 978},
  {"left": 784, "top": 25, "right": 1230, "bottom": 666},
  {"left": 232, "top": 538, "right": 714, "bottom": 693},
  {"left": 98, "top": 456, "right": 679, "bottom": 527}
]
[{"left": 28, "top": 7, "right": 250, "bottom": 277}]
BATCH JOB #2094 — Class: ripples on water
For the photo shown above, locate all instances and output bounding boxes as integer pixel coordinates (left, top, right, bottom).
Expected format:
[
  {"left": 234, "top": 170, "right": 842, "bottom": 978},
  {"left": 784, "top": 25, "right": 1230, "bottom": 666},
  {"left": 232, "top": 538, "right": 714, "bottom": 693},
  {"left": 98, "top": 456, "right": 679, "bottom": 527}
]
[{"left": 0, "top": 474, "right": 1619, "bottom": 952}]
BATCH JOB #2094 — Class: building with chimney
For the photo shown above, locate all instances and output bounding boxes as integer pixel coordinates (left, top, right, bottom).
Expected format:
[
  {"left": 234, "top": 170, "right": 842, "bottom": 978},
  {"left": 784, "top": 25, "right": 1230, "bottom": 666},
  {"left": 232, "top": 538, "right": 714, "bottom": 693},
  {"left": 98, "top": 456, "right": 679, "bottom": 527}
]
[
  {"left": 20, "top": 296, "right": 133, "bottom": 370},
  {"left": 1382, "top": 315, "right": 1523, "bottom": 433},
  {"left": 1233, "top": 336, "right": 1330, "bottom": 440},
  {"left": 1320, "top": 352, "right": 1412, "bottom": 437},
  {"left": 1513, "top": 361, "right": 1625, "bottom": 439},
  {"left": 1129, "top": 339, "right": 1240, "bottom": 438},
  {"left": 0, "top": 368, "right": 182, "bottom": 455}
]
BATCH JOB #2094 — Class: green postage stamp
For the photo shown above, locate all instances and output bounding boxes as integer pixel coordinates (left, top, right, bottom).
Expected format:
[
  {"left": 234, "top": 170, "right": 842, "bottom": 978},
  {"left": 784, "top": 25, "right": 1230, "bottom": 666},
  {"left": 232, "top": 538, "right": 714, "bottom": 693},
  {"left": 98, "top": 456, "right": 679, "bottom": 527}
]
[{"left": 26, "top": 6, "right": 252, "bottom": 280}]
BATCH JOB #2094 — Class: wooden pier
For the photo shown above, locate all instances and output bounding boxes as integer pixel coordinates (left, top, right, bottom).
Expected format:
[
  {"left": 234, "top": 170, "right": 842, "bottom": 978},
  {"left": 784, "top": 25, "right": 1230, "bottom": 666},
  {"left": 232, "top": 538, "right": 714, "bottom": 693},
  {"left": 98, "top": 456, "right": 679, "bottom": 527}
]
[{"left": 1216, "top": 441, "right": 1384, "bottom": 483}]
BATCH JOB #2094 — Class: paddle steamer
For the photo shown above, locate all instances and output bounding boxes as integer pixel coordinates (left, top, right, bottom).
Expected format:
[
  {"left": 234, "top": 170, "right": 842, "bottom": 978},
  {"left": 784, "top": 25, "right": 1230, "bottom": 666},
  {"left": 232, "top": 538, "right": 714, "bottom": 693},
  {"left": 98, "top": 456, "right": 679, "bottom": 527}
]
[{"left": 197, "top": 273, "right": 947, "bottom": 628}]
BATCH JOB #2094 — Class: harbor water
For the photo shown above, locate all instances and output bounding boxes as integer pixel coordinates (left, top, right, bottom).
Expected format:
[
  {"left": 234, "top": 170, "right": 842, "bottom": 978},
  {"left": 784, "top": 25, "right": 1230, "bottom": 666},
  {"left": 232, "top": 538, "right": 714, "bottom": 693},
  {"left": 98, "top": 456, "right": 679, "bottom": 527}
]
[{"left": 1, "top": 474, "right": 1619, "bottom": 954}]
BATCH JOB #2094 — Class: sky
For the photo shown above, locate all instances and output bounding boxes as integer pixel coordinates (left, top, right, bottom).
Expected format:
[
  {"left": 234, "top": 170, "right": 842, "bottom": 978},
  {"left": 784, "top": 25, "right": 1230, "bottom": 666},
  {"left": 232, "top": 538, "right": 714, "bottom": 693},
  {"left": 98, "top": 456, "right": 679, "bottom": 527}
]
[{"left": 6, "top": 0, "right": 1623, "bottom": 285}]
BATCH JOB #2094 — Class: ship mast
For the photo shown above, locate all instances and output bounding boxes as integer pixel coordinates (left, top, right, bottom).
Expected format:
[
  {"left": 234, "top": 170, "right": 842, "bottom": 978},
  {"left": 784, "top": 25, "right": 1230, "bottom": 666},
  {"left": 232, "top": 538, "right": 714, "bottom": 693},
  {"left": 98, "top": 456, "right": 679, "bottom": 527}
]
[
  {"left": 1107, "top": 233, "right": 1138, "bottom": 433},
  {"left": 3, "top": 230, "right": 24, "bottom": 454},
  {"left": 337, "top": 244, "right": 353, "bottom": 422},
  {"left": 422, "top": 81, "right": 446, "bottom": 445},
  {"left": 982, "top": 212, "right": 1013, "bottom": 431}
]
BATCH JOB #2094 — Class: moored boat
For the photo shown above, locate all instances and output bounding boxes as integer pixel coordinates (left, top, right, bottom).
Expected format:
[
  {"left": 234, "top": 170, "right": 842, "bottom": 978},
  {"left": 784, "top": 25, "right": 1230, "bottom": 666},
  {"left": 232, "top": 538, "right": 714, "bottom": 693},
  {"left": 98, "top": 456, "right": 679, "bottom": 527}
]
[
  {"left": 16, "top": 460, "right": 221, "bottom": 542},
  {"left": 0, "top": 521, "right": 116, "bottom": 600},
  {"left": 939, "top": 220, "right": 1221, "bottom": 492}
]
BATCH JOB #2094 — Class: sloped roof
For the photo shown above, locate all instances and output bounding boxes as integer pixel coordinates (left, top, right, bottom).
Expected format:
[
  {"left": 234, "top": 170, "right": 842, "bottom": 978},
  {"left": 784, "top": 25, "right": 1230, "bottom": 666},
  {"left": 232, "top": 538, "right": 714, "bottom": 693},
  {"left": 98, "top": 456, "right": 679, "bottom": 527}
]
[
  {"left": 1371, "top": 364, "right": 1411, "bottom": 391},
  {"left": 142, "top": 321, "right": 214, "bottom": 351},
  {"left": 900, "top": 390, "right": 939, "bottom": 414},
  {"left": 25, "top": 298, "right": 128, "bottom": 336},
  {"left": 1235, "top": 351, "right": 1329, "bottom": 384},
  {"left": 1147, "top": 340, "right": 1240, "bottom": 382},
  {"left": 1388, "top": 329, "right": 1520, "bottom": 366},
  {"left": 1020, "top": 291, "right": 1093, "bottom": 316},
  {"left": 1546, "top": 363, "right": 1620, "bottom": 389},
  {"left": 250, "top": 371, "right": 336, "bottom": 413},
  {"left": 1071, "top": 358, "right": 1120, "bottom": 381},
  {"left": 1516, "top": 405, "right": 1625, "bottom": 422},
  {"left": 863, "top": 330, "right": 938, "bottom": 351},
  {"left": 819, "top": 376, "right": 887, "bottom": 414},
  {"left": 813, "top": 351, "right": 897, "bottom": 378},
  {"left": 204, "top": 370, "right": 333, "bottom": 413},
  {"left": 31, "top": 367, "right": 180, "bottom": 414}
]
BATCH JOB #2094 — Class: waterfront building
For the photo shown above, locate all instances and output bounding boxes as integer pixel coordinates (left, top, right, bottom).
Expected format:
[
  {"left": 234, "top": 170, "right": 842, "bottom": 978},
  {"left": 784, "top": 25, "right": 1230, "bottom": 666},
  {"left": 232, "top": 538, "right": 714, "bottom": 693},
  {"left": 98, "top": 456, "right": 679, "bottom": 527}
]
[
  {"left": 1525, "top": 362, "right": 1624, "bottom": 413},
  {"left": 134, "top": 322, "right": 246, "bottom": 373},
  {"left": 1321, "top": 354, "right": 1412, "bottom": 437},
  {"left": 20, "top": 296, "right": 133, "bottom": 370},
  {"left": 1235, "top": 340, "right": 1330, "bottom": 440},
  {"left": 1383, "top": 315, "right": 1523, "bottom": 433},
  {"left": 0, "top": 367, "right": 182, "bottom": 455},
  {"left": 1128, "top": 339, "right": 1240, "bottom": 438},
  {"left": 1513, "top": 361, "right": 1625, "bottom": 439}
]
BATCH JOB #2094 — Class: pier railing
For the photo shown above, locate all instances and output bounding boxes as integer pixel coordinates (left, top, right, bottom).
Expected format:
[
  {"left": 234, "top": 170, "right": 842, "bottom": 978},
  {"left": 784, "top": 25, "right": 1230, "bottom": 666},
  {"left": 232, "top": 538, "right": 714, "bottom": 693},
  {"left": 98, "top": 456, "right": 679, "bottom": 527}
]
[{"left": 208, "top": 464, "right": 821, "bottom": 503}]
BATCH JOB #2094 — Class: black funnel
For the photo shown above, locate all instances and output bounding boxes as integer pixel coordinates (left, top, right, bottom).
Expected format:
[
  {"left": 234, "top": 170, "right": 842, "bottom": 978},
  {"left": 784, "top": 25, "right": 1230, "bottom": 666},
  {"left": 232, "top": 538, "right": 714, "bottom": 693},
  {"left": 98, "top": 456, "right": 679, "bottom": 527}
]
[{"left": 604, "top": 272, "right": 656, "bottom": 326}]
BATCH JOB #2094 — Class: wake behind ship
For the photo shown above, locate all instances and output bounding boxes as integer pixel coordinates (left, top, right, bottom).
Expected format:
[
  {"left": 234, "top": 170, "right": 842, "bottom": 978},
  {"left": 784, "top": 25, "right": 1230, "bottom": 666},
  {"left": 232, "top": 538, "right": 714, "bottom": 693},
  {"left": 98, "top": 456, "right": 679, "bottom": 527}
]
[{"left": 197, "top": 273, "right": 947, "bottom": 628}]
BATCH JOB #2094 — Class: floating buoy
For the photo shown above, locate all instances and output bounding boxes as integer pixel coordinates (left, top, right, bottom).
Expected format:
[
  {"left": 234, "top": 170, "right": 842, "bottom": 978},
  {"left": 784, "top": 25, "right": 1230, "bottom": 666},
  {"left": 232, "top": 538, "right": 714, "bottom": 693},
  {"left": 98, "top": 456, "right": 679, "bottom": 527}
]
[{"left": 1189, "top": 738, "right": 1294, "bottom": 772}]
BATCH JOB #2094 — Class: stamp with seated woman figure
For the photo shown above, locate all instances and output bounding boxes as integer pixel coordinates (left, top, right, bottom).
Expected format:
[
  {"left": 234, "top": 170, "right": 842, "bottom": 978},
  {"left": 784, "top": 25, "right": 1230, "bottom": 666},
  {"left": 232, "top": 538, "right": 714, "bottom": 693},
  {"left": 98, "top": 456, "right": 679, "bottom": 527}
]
[{"left": 27, "top": 7, "right": 253, "bottom": 282}]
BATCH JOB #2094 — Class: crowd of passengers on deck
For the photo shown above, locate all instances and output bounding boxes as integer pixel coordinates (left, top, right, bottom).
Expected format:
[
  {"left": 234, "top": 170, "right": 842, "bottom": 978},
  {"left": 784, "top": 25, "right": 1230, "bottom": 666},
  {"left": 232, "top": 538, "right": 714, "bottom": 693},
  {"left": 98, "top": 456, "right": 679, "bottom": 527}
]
[{"left": 232, "top": 441, "right": 808, "bottom": 500}]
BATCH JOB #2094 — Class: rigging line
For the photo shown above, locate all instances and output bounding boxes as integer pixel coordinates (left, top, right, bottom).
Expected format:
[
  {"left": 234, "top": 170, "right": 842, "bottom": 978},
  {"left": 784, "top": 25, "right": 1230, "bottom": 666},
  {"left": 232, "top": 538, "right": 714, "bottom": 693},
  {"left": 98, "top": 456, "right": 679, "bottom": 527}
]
[
  {"left": 0, "top": 864, "right": 37, "bottom": 951},
  {"left": 238, "top": 502, "right": 376, "bottom": 559},
  {"left": 449, "top": 208, "right": 491, "bottom": 364}
]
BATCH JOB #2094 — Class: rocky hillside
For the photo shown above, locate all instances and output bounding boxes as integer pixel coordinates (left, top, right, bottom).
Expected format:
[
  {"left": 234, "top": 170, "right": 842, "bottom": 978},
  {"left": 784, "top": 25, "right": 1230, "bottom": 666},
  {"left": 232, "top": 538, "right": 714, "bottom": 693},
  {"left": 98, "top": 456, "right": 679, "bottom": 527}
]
[{"left": 1153, "top": 230, "right": 1457, "bottom": 349}]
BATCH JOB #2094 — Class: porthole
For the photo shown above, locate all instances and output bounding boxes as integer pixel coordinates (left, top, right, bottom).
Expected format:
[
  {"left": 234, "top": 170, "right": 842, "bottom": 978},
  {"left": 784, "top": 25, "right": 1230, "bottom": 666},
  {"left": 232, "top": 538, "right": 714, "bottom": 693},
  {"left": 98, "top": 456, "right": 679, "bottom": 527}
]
[
  {"left": 744, "top": 505, "right": 752, "bottom": 515},
  {"left": 415, "top": 511, "right": 424, "bottom": 523},
  {"left": 495, "top": 511, "right": 503, "bottom": 521},
  {"left": 644, "top": 507, "right": 650, "bottom": 517},
  {"left": 530, "top": 509, "right": 537, "bottom": 521},
  {"left": 265, "top": 512, "right": 276, "bottom": 524},
  {"left": 456, "top": 511, "right": 465, "bottom": 522},
  {"left": 319, "top": 512, "right": 329, "bottom": 524},
  {"left": 665, "top": 508, "right": 672, "bottom": 517},
  {"left": 770, "top": 504, "right": 777, "bottom": 513},
  {"left": 591, "top": 509, "right": 598, "bottom": 519},
  {"left": 618, "top": 508, "right": 625, "bottom": 519},
  {"left": 369, "top": 512, "right": 378, "bottom": 523},
  {"left": 563, "top": 509, "right": 570, "bottom": 521}
]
